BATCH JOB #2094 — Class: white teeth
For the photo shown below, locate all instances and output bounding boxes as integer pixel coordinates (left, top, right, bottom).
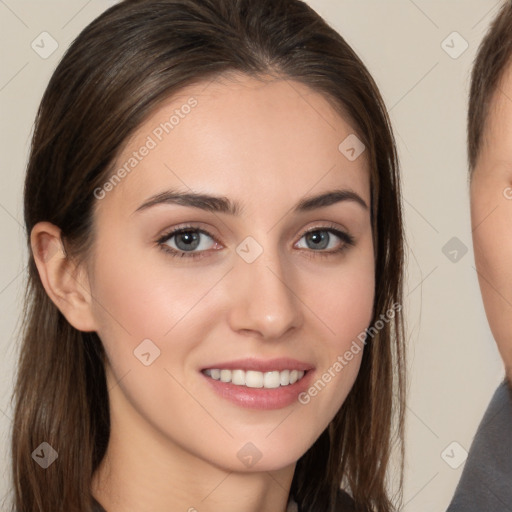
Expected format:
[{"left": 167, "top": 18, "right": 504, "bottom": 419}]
[
  {"left": 263, "top": 371, "right": 280, "bottom": 389},
  {"left": 203, "top": 368, "right": 306, "bottom": 388},
  {"left": 231, "top": 369, "right": 245, "bottom": 386},
  {"left": 245, "top": 370, "right": 263, "bottom": 388},
  {"left": 220, "top": 369, "right": 231, "bottom": 383}
]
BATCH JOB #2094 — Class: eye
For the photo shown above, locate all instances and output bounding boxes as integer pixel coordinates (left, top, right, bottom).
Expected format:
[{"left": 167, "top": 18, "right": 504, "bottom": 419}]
[
  {"left": 157, "top": 226, "right": 219, "bottom": 259},
  {"left": 156, "top": 224, "right": 355, "bottom": 260},
  {"left": 295, "top": 226, "right": 355, "bottom": 256}
]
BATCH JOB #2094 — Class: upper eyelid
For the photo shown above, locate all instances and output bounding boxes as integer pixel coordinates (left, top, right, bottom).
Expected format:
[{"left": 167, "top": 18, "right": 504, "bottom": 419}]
[{"left": 157, "top": 225, "right": 217, "bottom": 243}]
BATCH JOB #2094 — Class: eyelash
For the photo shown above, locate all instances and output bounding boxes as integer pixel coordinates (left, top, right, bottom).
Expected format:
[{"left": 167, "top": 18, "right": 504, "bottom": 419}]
[{"left": 156, "top": 223, "right": 355, "bottom": 260}]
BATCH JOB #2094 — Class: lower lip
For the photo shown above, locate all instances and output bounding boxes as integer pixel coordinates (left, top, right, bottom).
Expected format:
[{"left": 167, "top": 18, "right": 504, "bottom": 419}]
[{"left": 201, "top": 371, "right": 314, "bottom": 410}]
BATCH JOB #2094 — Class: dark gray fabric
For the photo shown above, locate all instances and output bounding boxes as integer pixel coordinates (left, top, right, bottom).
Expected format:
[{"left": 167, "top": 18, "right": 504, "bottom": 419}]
[
  {"left": 92, "top": 496, "right": 106, "bottom": 512},
  {"left": 446, "top": 379, "right": 512, "bottom": 512},
  {"left": 335, "top": 489, "right": 356, "bottom": 511}
]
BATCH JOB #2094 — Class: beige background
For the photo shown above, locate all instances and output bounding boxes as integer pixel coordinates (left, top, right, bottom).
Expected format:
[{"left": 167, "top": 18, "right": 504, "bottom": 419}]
[{"left": 0, "top": 0, "right": 506, "bottom": 510}]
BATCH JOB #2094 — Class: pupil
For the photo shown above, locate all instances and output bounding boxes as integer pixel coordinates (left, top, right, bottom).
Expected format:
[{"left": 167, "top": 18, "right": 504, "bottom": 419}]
[
  {"left": 309, "top": 231, "right": 328, "bottom": 250},
  {"left": 177, "top": 231, "right": 199, "bottom": 250}
]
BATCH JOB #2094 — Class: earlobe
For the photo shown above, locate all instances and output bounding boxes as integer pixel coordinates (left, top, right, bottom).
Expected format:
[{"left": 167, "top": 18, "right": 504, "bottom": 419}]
[{"left": 30, "top": 221, "right": 98, "bottom": 332}]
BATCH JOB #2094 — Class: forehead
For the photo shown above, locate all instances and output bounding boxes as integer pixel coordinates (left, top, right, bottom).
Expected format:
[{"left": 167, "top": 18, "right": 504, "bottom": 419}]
[
  {"left": 128, "top": 72, "right": 363, "bottom": 153},
  {"left": 97, "top": 73, "right": 371, "bottom": 215}
]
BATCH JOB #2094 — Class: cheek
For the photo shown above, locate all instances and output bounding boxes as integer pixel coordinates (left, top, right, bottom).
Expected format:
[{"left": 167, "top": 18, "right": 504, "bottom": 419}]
[
  {"left": 333, "top": 268, "right": 374, "bottom": 333},
  {"left": 89, "top": 249, "right": 218, "bottom": 439},
  {"left": 89, "top": 241, "right": 215, "bottom": 342},
  {"left": 309, "top": 253, "right": 375, "bottom": 350},
  {"left": 297, "top": 252, "right": 374, "bottom": 411},
  {"left": 88, "top": 240, "right": 245, "bottom": 389},
  {"left": 472, "top": 193, "right": 512, "bottom": 369}
]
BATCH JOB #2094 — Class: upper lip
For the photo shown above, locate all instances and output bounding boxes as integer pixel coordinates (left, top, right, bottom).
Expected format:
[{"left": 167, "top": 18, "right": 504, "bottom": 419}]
[{"left": 201, "top": 357, "right": 314, "bottom": 372}]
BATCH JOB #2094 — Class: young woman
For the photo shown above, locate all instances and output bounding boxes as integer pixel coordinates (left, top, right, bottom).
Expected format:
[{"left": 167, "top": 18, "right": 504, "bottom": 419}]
[{"left": 11, "top": 1, "right": 406, "bottom": 511}]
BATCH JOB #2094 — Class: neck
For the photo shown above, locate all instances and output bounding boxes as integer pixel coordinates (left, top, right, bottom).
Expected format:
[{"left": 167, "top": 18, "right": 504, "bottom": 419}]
[{"left": 90, "top": 370, "right": 296, "bottom": 512}]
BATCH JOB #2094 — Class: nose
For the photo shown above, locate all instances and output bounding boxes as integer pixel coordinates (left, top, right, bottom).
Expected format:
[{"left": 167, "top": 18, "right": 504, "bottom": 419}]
[{"left": 227, "top": 244, "right": 303, "bottom": 340}]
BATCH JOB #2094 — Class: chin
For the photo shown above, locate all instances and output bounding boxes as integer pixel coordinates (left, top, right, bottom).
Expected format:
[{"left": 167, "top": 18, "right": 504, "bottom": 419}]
[{"left": 201, "top": 436, "right": 314, "bottom": 474}]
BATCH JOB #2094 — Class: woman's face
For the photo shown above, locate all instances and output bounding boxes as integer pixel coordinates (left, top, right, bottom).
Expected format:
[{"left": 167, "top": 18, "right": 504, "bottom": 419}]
[{"left": 86, "top": 73, "right": 374, "bottom": 472}]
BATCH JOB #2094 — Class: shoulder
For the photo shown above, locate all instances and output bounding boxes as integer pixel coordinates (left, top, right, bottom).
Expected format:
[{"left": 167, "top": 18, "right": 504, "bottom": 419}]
[
  {"left": 292, "top": 488, "right": 357, "bottom": 512},
  {"left": 446, "top": 380, "right": 512, "bottom": 511},
  {"left": 92, "top": 496, "right": 107, "bottom": 512},
  {"left": 335, "top": 488, "right": 357, "bottom": 511}
]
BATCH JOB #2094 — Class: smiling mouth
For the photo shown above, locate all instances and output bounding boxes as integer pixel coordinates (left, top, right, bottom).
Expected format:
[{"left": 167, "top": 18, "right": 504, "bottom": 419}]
[{"left": 202, "top": 368, "right": 307, "bottom": 389}]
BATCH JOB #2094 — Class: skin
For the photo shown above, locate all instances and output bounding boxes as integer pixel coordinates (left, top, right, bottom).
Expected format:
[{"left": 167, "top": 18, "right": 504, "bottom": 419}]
[
  {"left": 31, "top": 73, "right": 375, "bottom": 512},
  {"left": 471, "top": 64, "right": 512, "bottom": 381}
]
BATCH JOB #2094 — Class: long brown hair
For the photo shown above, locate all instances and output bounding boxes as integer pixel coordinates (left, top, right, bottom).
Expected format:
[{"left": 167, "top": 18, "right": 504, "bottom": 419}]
[{"left": 11, "top": 1, "right": 406, "bottom": 511}]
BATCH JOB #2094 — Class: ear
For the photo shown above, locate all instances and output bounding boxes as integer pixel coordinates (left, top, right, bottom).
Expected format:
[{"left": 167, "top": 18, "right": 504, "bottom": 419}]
[{"left": 31, "top": 221, "right": 98, "bottom": 332}]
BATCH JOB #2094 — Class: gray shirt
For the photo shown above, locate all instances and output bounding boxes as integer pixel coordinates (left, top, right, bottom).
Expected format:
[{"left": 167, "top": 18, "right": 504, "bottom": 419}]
[{"left": 446, "top": 379, "right": 512, "bottom": 511}]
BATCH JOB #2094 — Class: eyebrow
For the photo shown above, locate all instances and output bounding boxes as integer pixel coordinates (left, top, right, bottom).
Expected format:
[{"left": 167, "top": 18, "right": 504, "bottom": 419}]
[{"left": 133, "top": 188, "right": 368, "bottom": 215}]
